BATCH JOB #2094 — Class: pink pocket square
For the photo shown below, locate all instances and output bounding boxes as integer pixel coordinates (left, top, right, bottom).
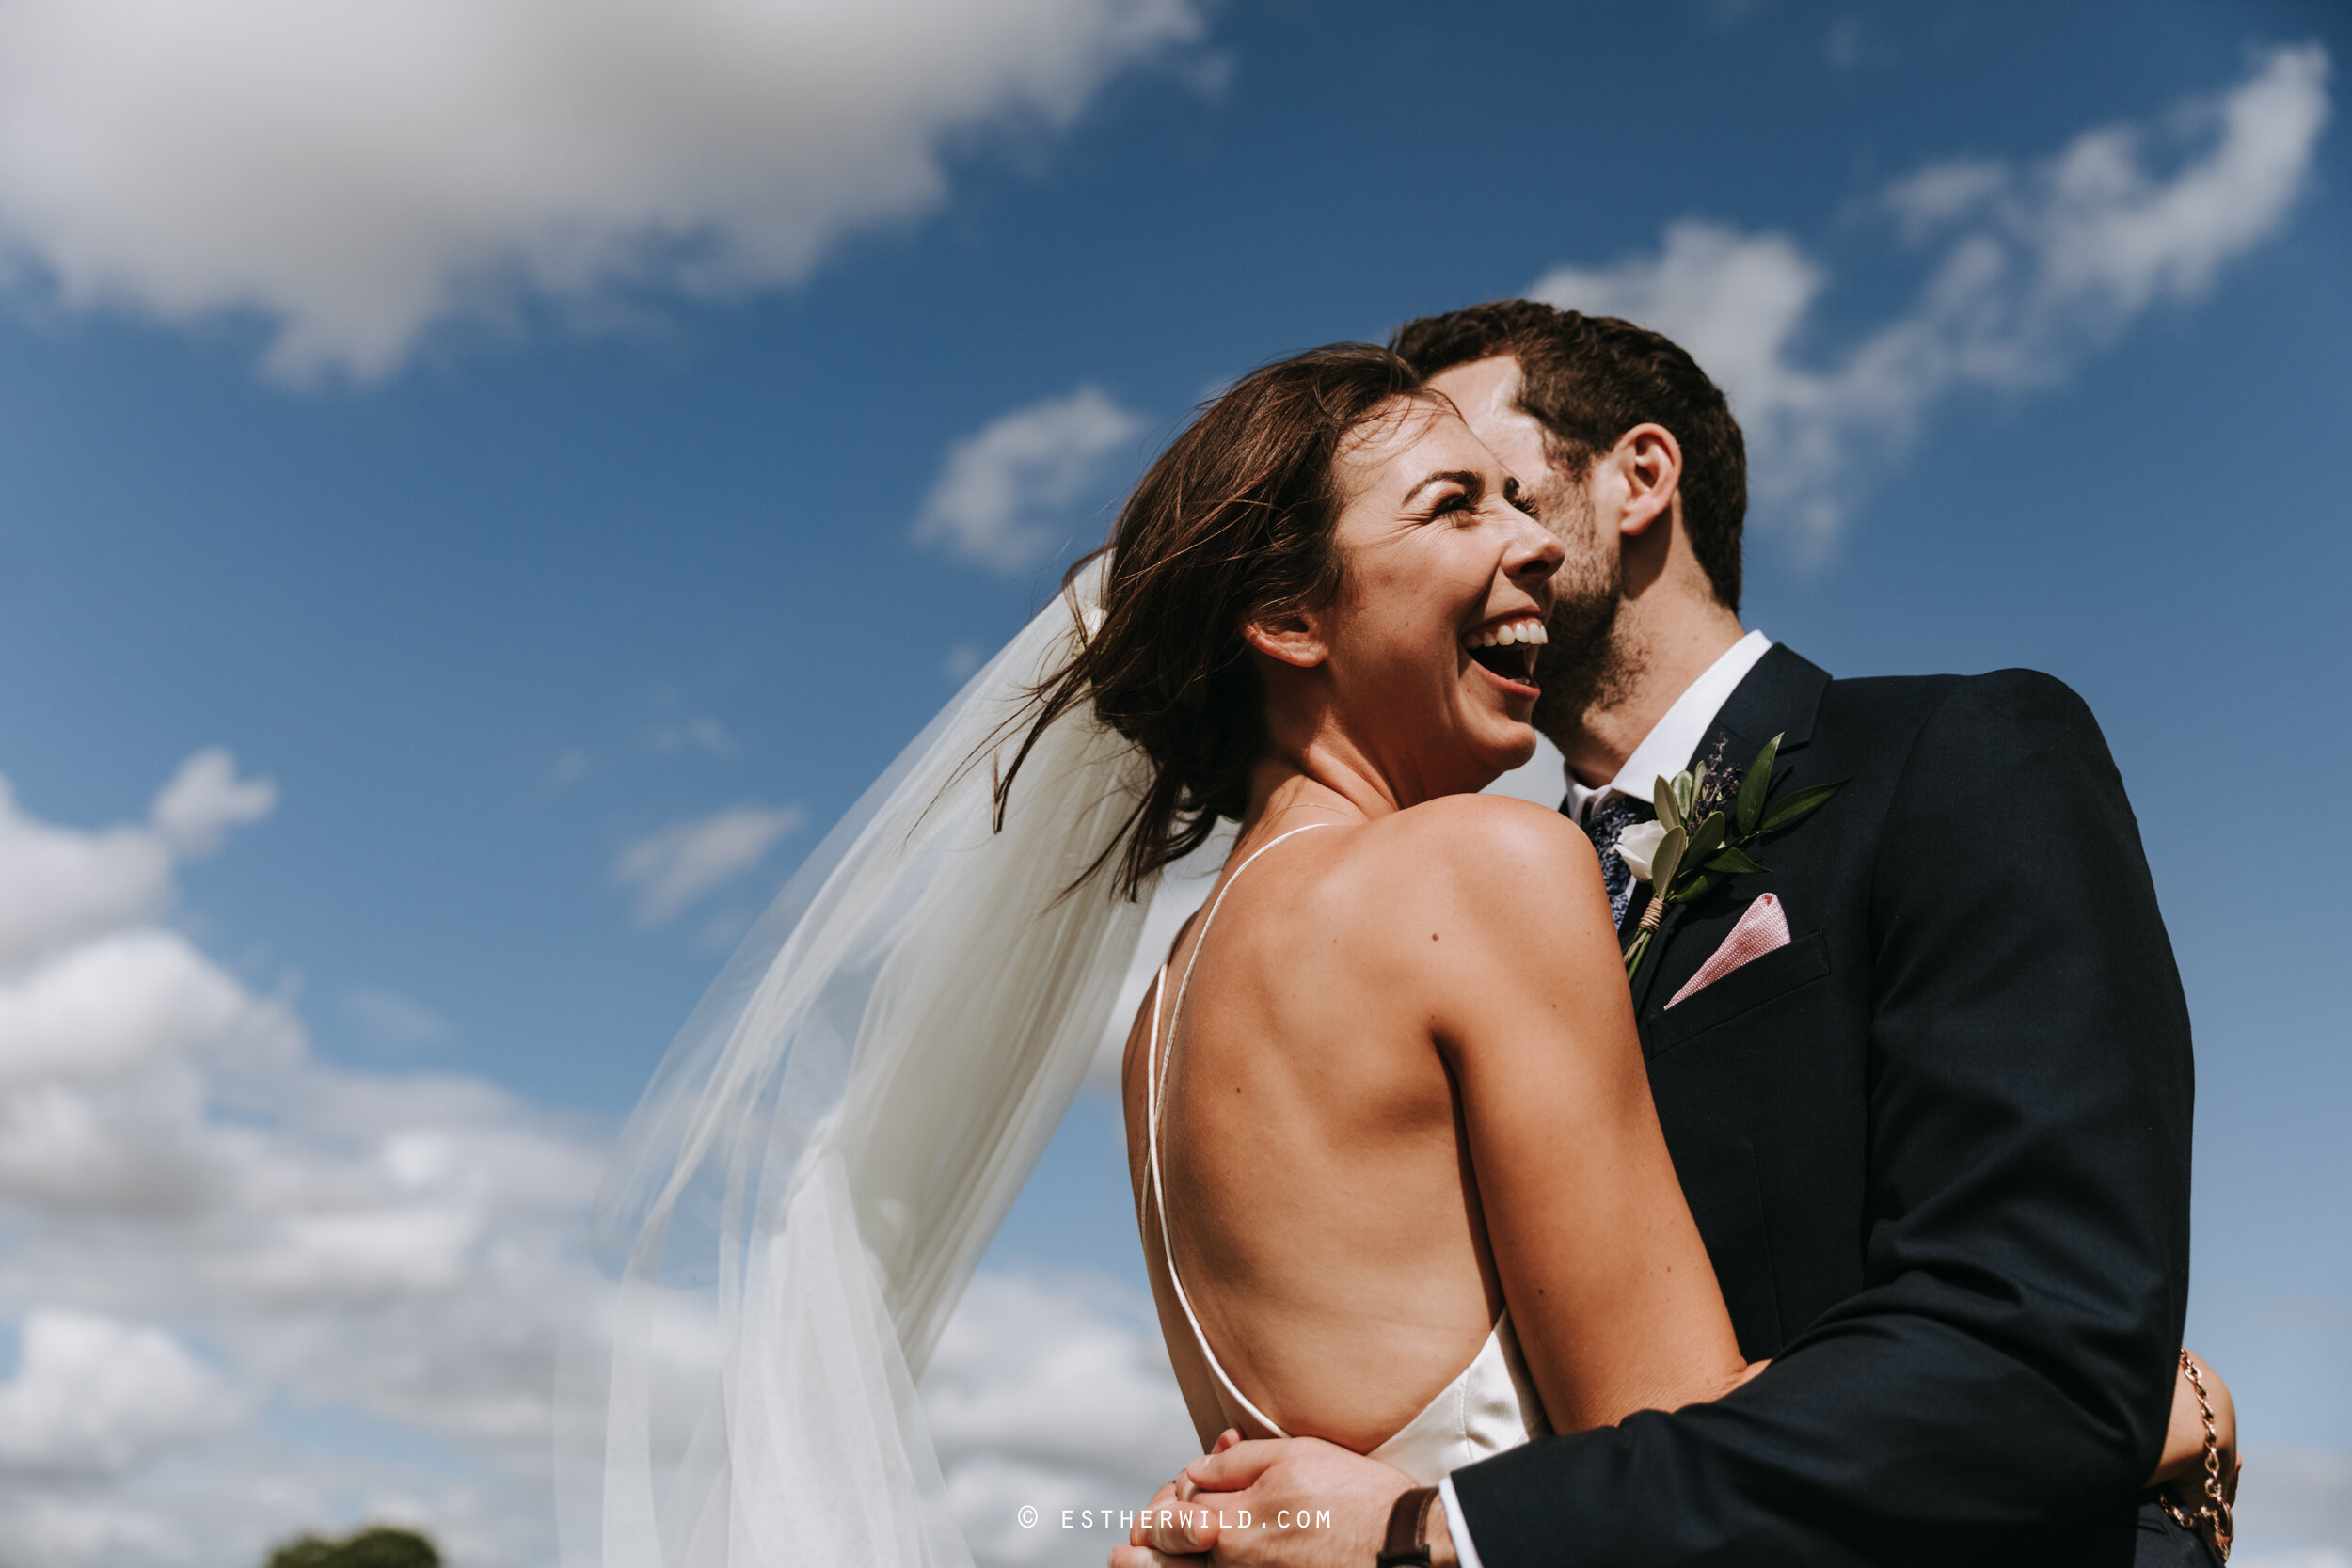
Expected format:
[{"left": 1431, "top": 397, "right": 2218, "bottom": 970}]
[{"left": 1666, "top": 894, "right": 1791, "bottom": 1009}]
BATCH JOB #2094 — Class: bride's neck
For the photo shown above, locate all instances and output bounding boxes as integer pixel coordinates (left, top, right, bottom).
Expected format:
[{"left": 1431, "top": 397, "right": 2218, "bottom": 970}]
[{"left": 1237, "top": 741, "right": 1404, "bottom": 838}]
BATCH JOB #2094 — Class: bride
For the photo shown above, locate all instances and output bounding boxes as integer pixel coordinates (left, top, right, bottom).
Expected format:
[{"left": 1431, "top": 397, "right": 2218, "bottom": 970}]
[
  {"left": 564, "top": 343, "right": 2230, "bottom": 1568},
  {"left": 1041, "top": 345, "right": 1760, "bottom": 1465}
]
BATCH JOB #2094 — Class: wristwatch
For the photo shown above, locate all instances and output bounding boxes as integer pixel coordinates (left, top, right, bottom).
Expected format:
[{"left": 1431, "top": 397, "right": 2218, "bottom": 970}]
[{"left": 1376, "top": 1486, "right": 1440, "bottom": 1568}]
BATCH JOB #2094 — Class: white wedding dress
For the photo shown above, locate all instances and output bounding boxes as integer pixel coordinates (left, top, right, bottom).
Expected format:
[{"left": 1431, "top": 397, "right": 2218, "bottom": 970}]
[{"left": 1142, "top": 824, "right": 1549, "bottom": 1485}]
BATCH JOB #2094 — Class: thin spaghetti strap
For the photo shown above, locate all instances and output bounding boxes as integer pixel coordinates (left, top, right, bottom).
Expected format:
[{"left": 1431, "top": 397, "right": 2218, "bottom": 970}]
[
  {"left": 1146, "top": 821, "right": 1333, "bottom": 1440},
  {"left": 1155, "top": 824, "right": 1334, "bottom": 1119}
]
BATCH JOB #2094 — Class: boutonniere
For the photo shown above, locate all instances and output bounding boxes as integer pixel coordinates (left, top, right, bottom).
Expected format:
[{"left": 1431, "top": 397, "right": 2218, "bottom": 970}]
[{"left": 1617, "top": 733, "right": 1846, "bottom": 985}]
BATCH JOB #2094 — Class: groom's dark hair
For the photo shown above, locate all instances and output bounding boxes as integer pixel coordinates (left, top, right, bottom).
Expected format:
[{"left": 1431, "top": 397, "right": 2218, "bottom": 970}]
[{"left": 1391, "top": 301, "right": 1746, "bottom": 612}]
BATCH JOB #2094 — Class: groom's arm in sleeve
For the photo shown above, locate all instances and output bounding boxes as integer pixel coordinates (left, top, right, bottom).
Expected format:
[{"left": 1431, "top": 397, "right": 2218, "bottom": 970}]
[{"left": 1450, "top": 670, "right": 2197, "bottom": 1566}]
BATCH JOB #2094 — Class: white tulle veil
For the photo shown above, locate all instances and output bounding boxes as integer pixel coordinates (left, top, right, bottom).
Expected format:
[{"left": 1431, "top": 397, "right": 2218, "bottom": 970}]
[{"left": 557, "top": 559, "right": 1158, "bottom": 1568}]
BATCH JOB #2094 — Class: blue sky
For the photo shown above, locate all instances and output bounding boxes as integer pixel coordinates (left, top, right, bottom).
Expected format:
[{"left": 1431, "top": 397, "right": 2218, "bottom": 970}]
[{"left": 0, "top": 2, "right": 2344, "bottom": 1564}]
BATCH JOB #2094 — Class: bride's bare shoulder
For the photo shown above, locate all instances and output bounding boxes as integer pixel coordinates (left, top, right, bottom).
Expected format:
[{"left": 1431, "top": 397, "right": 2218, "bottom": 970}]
[
  {"left": 1339, "top": 794, "right": 1607, "bottom": 932},
  {"left": 1301, "top": 800, "right": 1621, "bottom": 1044},
  {"left": 1373, "top": 793, "right": 1598, "bottom": 878},
  {"left": 1343, "top": 799, "right": 1624, "bottom": 1036}
]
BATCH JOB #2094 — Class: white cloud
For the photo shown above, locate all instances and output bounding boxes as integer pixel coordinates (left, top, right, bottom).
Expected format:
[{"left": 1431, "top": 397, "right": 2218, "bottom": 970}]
[
  {"left": 347, "top": 986, "right": 451, "bottom": 1053},
  {"left": 0, "top": 752, "right": 615, "bottom": 1566},
  {"left": 0, "top": 784, "right": 171, "bottom": 972},
  {"left": 150, "top": 747, "right": 278, "bottom": 857},
  {"left": 0, "top": 1310, "right": 237, "bottom": 1476},
  {"left": 1530, "top": 42, "right": 2331, "bottom": 554},
  {"left": 0, "top": 0, "right": 1201, "bottom": 381},
  {"left": 612, "top": 801, "right": 806, "bottom": 927},
  {"left": 0, "top": 1074, "right": 221, "bottom": 1217},
  {"left": 0, "top": 751, "right": 273, "bottom": 974},
  {"left": 226, "top": 1205, "right": 484, "bottom": 1304},
  {"left": 0, "top": 930, "right": 254, "bottom": 1091},
  {"left": 915, "top": 385, "right": 1146, "bottom": 572}
]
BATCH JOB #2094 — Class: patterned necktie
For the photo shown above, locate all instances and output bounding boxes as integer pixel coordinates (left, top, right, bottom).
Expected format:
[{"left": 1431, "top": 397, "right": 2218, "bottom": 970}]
[{"left": 1579, "top": 794, "right": 1653, "bottom": 929}]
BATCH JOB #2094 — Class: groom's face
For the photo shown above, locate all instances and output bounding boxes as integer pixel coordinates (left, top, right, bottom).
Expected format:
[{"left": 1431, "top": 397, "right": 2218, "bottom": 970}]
[{"left": 1424, "top": 356, "right": 1635, "bottom": 740}]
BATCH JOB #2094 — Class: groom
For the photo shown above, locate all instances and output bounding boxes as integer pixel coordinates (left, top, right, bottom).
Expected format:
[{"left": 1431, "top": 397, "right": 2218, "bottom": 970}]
[{"left": 1117, "top": 302, "right": 2212, "bottom": 1567}]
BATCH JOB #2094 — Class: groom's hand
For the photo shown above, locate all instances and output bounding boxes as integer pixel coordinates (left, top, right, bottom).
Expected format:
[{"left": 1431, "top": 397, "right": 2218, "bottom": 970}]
[{"left": 1110, "top": 1436, "right": 1437, "bottom": 1568}]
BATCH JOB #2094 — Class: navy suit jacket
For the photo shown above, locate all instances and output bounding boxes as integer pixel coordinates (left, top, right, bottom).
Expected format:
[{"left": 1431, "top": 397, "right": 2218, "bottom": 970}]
[{"left": 1453, "top": 646, "right": 2210, "bottom": 1565}]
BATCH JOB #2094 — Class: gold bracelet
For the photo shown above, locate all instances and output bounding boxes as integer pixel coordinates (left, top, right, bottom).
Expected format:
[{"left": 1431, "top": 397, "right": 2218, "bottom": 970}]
[{"left": 2157, "top": 1351, "right": 2233, "bottom": 1561}]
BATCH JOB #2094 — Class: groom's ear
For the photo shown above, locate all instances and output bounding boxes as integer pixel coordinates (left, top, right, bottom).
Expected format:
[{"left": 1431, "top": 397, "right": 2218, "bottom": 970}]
[
  {"left": 1607, "top": 423, "right": 1685, "bottom": 541},
  {"left": 1243, "top": 608, "right": 1327, "bottom": 669}
]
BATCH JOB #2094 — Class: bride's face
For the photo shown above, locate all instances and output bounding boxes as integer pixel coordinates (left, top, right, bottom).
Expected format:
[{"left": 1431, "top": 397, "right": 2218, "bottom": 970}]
[{"left": 1291, "top": 398, "right": 1564, "bottom": 799}]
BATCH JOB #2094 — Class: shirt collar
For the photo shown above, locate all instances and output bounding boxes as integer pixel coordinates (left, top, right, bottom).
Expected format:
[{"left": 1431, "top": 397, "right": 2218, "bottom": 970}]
[{"left": 1564, "top": 630, "right": 1774, "bottom": 824}]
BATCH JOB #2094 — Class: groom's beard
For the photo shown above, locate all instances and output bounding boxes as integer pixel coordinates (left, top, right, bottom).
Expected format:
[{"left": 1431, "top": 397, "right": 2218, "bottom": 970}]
[{"left": 1531, "top": 500, "right": 1646, "bottom": 752}]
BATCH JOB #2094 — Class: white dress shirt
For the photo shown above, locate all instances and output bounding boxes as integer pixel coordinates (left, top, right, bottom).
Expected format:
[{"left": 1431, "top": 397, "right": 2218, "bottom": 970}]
[
  {"left": 1562, "top": 629, "right": 1774, "bottom": 826},
  {"left": 1438, "top": 626, "right": 1772, "bottom": 1568}
]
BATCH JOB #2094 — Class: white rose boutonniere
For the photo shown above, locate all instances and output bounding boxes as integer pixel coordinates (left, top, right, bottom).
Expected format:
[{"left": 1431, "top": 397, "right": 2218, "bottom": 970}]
[{"left": 1611, "top": 819, "right": 1670, "bottom": 884}]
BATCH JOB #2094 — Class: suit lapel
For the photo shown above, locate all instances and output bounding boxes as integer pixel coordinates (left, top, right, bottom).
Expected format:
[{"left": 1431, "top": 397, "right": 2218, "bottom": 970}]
[
  {"left": 1630, "top": 644, "right": 1833, "bottom": 1017},
  {"left": 1703, "top": 643, "right": 1829, "bottom": 770}
]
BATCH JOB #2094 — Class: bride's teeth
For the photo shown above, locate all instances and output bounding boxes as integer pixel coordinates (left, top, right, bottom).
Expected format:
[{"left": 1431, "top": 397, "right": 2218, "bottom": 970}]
[{"left": 1464, "top": 618, "right": 1547, "bottom": 652}]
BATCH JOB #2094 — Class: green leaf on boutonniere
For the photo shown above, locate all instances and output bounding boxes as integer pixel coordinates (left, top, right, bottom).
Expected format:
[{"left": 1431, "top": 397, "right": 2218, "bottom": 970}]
[
  {"left": 1654, "top": 775, "right": 1684, "bottom": 830},
  {"left": 1685, "top": 810, "right": 1727, "bottom": 866},
  {"left": 1672, "top": 870, "right": 1724, "bottom": 905},
  {"left": 1672, "top": 769, "right": 1696, "bottom": 819},
  {"left": 1705, "top": 845, "right": 1770, "bottom": 876},
  {"left": 1648, "top": 825, "right": 1688, "bottom": 896},
  {"left": 1759, "top": 779, "right": 1848, "bottom": 833},
  {"left": 1736, "top": 733, "right": 1783, "bottom": 836}
]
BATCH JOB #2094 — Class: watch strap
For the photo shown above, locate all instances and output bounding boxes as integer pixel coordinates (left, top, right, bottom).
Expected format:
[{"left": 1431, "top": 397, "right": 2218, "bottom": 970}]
[{"left": 1375, "top": 1485, "right": 1439, "bottom": 1568}]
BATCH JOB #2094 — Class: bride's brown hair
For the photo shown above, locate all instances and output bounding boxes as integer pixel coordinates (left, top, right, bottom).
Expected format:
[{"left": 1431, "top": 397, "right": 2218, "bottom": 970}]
[{"left": 997, "top": 342, "right": 1428, "bottom": 898}]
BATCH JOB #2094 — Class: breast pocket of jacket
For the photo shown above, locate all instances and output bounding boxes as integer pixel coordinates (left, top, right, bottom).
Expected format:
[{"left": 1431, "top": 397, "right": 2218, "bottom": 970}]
[{"left": 1645, "top": 929, "right": 1832, "bottom": 1061}]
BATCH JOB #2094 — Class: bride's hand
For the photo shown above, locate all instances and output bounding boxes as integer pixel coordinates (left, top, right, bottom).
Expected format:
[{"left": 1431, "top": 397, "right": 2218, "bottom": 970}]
[{"left": 1110, "top": 1431, "right": 1239, "bottom": 1567}]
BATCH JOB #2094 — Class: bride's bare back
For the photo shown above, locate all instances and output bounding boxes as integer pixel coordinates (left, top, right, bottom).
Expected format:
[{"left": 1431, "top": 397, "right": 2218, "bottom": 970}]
[{"left": 1122, "top": 795, "right": 1752, "bottom": 1451}]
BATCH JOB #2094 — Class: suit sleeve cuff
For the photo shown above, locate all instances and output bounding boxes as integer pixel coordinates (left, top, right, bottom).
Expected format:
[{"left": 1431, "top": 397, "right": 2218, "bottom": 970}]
[{"left": 1438, "top": 1475, "right": 1486, "bottom": 1568}]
